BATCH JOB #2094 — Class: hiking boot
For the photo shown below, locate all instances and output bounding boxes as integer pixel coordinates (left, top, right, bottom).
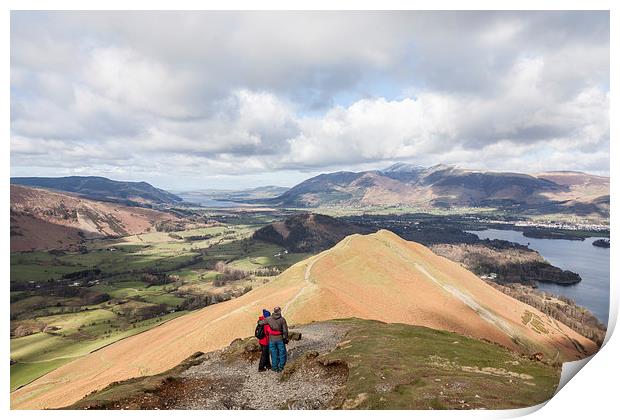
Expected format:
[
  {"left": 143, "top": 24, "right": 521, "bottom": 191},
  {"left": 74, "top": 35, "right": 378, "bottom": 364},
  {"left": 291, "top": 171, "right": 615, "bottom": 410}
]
[{"left": 258, "top": 367, "right": 266, "bottom": 372}]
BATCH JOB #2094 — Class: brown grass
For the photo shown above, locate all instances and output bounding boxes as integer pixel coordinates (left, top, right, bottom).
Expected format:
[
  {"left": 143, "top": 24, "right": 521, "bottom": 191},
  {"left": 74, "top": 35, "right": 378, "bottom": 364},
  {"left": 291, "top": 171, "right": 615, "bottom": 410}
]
[{"left": 11, "top": 230, "right": 597, "bottom": 409}]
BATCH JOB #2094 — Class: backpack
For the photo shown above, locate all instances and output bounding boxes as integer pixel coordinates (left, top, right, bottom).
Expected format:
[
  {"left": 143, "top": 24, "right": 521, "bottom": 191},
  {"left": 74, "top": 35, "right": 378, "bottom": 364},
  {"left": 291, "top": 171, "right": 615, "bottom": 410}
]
[{"left": 255, "top": 322, "right": 266, "bottom": 340}]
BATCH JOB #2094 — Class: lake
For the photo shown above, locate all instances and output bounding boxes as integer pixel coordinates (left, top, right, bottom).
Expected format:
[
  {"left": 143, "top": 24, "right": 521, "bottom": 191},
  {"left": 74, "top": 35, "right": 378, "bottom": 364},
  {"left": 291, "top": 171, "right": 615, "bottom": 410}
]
[
  {"left": 468, "top": 229, "right": 610, "bottom": 325},
  {"left": 176, "top": 196, "right": 248, "bottom": 208}
]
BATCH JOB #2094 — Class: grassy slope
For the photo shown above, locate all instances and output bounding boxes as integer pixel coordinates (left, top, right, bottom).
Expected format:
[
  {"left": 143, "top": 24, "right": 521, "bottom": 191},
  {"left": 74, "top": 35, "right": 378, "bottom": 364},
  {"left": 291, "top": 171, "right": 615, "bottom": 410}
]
[
  {"left": 323, "top": 319, "right": 559, "bottom": 409},
  {"left": 11, "top": 358, "right": 75, "bottom": 393},
  {"left": 10, "top": 311, "right": 188, "bottom": 391},
  {"left": 67, "top": 319, "right": 560, "bottom": 410}
]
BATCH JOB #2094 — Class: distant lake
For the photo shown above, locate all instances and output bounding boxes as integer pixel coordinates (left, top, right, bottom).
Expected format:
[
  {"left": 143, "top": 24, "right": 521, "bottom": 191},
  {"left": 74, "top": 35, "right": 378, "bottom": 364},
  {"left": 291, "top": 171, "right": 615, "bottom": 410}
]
[
  {"left": 195, "top": 199, "right": 244, "bottom": 208},
  {"left": 178, "top": 196, "right": 247, "bottom": 208},
  {"left": 468, "top": 229, "right": 610, "bottom": 325}
]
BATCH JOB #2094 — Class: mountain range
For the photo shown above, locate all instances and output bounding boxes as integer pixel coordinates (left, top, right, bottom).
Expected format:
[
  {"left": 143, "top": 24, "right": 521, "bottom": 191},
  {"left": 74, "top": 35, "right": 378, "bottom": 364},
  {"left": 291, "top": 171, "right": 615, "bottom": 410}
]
[
  {"left": 10, "top": 165, "right": 610, "bottom": 219},
  {"left": 11, "top": 176, "right": 183, "bottom": 207},
  {"left": 266, "top": 163, "right": 609, "bottom": 217}
]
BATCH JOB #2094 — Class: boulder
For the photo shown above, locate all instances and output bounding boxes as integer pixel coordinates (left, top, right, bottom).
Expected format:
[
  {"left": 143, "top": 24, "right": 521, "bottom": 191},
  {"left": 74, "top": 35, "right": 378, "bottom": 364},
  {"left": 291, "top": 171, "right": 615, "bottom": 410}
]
[
  {"left": 43, "top": 325, "right": 60, "bottom": 333},
  {"left": 529, "top": 352, "right": 544, "bottom": 362},
  {"left": 243, "top": 341, "right": 260, "bottom": 353},
  {"left": 13, "top": 325, "right": 35, "bottom": 338}
]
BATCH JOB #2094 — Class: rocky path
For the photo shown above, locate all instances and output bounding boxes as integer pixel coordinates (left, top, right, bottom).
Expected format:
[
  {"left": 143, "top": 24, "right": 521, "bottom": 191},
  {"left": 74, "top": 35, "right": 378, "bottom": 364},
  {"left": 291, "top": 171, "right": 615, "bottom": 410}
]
[
  {"left": 283, "top": 236, "right": 353, "bottom": 314},
  {"left": 164, "top": 322, "right": 350, "bottom": 409}
]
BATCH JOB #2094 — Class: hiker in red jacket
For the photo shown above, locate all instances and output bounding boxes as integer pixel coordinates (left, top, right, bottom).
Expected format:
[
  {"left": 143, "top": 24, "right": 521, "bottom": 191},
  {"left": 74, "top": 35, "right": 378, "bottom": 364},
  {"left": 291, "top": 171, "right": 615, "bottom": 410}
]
[{"left": 256, "top": 309, "right": 272, "bottom": 372}]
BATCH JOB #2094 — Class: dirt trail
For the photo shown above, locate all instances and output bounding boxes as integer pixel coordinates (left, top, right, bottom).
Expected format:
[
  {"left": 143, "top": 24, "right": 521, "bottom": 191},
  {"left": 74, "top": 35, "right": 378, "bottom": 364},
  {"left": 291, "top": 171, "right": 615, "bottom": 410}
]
[
  {"left": 105, "top": 322, "right": 350, "bottom": 410},
  {"left": 177, "top": 323, "right": 349, "bottom": 409},
  {"left": 282, "top": 258, "right": 316, "bottom": 314},
  {"left": 283, "top": 237, "right": 352, "bottom": 314}
]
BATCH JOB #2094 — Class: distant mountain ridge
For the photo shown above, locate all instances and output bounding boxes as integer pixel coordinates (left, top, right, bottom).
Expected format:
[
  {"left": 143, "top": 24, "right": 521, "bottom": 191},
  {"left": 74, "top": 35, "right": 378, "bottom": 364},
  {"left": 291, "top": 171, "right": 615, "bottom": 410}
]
[
  {"left": 10, "top": 185, "right": 178, "bottom": 252},
  {"left": 11, "top": 176, "right": 182, "bottom": 207},
  {"left": 267, "top": 163, "right": 609, "bottom": 218}
]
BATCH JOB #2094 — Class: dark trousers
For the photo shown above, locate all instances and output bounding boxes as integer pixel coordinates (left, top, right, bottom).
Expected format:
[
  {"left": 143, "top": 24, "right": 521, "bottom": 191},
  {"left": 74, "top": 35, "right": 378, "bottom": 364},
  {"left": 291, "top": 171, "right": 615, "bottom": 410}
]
[{"left": 259, "top": 344, "right": 271, "bottom": 370}]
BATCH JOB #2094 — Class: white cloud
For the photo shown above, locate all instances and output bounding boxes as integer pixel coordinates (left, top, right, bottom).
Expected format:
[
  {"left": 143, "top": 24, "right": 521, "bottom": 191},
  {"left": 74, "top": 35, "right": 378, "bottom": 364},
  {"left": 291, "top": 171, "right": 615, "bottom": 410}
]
[
  {"left": 278, "top": 56, "right": 608, "bottom": 170},
  {"left": 83, "top": 47, "right": 200, "bottom": 119},
  {"left": 10, "top": 11, "right": 610, "bottom": 188}
]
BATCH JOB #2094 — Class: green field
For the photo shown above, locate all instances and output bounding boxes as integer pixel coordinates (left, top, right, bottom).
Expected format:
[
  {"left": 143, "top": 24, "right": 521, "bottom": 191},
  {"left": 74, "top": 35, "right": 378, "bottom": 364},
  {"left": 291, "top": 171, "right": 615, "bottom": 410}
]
[
  {"left": 10, "top": 216, "right": 308, "bottom": 391},
  {"left": 11, "top": 358, "right": 75, "bottom": 393},
  {"left": 291, "top": 205, "right": 502, "bottom": 218},
  {"left": 10, "top": 223, "right": 284, "bottom": 284},
  {"left": 10, "top": 311, "right": 188, "bottom": 391}
]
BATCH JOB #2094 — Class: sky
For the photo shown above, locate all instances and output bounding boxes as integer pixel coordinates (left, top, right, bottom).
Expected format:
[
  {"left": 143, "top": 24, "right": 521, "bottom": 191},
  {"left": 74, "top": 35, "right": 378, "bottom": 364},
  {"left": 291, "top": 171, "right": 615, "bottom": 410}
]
[{"left": 10, "top": 11, "right": 610, "bottom": 190}]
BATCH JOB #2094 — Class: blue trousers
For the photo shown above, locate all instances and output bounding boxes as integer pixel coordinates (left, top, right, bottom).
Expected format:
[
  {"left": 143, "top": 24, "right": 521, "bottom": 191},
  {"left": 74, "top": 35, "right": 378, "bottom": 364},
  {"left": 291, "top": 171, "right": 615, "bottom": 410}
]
[{"left": 269, "top": 340, "right": 287, "bottom": 371}]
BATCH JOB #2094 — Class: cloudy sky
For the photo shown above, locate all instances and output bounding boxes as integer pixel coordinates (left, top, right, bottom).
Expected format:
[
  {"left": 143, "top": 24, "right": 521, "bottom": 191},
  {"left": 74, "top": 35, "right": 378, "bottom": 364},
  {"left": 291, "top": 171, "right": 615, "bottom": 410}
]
[{"left": 10, "top": 11, "right": 609, "bottom": 190}]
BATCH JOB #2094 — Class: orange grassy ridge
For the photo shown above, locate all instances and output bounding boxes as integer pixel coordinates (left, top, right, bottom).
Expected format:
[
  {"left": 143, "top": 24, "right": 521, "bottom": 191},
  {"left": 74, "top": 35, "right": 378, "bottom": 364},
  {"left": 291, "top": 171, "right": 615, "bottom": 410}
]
[{"left": 11, "top": 230, "right": 597, "bottom": 409}]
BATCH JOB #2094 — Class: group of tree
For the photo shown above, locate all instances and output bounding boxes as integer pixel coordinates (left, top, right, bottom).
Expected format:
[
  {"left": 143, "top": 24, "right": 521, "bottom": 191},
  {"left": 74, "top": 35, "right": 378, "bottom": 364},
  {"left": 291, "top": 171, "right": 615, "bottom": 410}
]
[
  {"left": 114, "top": 302, "right": 168, "bottom": 321},
  {"left": 472, "top": 261, "right": 581, "bottom": 285},
  {"left": 141, "top": 271, "right": 172, "bottom": 286},
  {"left": 213, "top": 261, "right": 249, "bottom": 286},
  {"left": 253, "top": 267, "right": 281, "bottom": 277},
  {"left": 489, "top": 282, "right": 606, "bottom": 345}
]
